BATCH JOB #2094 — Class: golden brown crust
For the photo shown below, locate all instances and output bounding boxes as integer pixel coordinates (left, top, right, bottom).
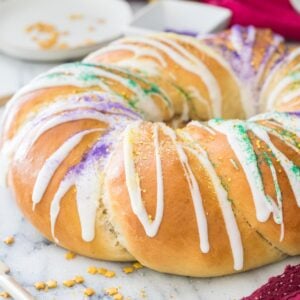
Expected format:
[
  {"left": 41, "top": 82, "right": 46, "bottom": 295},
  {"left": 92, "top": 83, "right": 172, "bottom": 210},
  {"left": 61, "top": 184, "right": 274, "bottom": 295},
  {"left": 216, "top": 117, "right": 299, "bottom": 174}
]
[
  {"left": 9, "top": 119, "right": 132, "bottom": 261},
  {"left": 104, "top": 123, "right": 288, "bottom": 276},
  {"left": 1, "top": 28, "right": 300, "bottom": 277}
]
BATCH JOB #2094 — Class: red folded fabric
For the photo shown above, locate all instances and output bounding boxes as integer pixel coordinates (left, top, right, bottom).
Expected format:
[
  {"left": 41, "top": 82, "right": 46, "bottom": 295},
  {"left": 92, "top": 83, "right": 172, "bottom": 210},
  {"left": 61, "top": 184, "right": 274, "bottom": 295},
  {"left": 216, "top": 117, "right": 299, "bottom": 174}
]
[
  {"left": 202, "top": 0, "right": 300, "bottom": 41},
  {"left": 242, "top": 264, "right": 300, "bottom": 300}
]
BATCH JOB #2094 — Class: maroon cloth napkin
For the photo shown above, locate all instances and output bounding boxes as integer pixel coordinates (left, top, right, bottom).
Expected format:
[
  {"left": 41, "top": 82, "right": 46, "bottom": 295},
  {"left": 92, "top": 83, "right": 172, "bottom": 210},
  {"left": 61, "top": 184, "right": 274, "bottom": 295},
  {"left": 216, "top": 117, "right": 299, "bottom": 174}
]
[
  {"left": 243, "top": 264, "right": 300, "bottom": 300},
  {"left": 201, "top": 0, "right": 300, "bottom": 41}
]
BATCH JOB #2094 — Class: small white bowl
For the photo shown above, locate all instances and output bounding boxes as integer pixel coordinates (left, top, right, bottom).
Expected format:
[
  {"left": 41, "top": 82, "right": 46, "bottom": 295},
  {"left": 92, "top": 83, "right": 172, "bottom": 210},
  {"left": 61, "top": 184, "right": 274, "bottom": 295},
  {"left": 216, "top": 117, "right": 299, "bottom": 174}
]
[
  {"left": 125, "top": 0, "right": 232, "bottom": 37},
  {"left": 0, "top": 0, "right": 132, "bottom": 62}
]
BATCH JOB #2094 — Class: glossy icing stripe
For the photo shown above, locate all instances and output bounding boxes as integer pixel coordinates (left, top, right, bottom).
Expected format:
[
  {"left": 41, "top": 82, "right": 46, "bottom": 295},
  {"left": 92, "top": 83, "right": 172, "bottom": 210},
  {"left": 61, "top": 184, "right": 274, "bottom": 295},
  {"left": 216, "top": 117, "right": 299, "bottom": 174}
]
[
  {"left": 189, "top": 120, "right": 216, "bottom": 135},
  {"left": 209, "top": 119, "right": 273, "bottom": 222},
  {"left": 123, "top": 122, "right": 164, "bottom": 237},
  {"left": 178, "top": 35, "right": 250, "bottom": 117},
  {"left": 50, "top": 123, "right": 133, "bottom": 243},
  {"left": 155, "top": 36, "right": 223, "bottom": 118},
  {"left": 160, "top": 124, "right": 209, "bottom": 253},
  {"left": 262, "top": 152, "right": 284, "bottom": 241},
  {"left": 251, "top": 112, "right": 300, "bottom": 138},
  {"left": 262, "top": 48, "right": 300, "bottom": 109},
  {"left": 257, "top": 123, "right": 300, "bottom": 154},
  {"left": 267, "top": 71, "right": 300, "bottom": 110},
  {"left": 32, "top": 129, "right": 102, "bottom": 209},
  {"left": 85, "top": 43, "right": 167, "bottom": 67},
  {"left": 249, "top": 123, "right": 300, "bottom": 207},
  {"left": 14, "top": 111, "right": 110, "bottom": 161},
  {"left": 118, "top": 36, "right": 222, "bottom": 117},
  {"left": 0, "top": 92, "right": 138, "bottom": 181},
  {"left": 256, "top": 35, "right": 284, "bottom": 84},
  {"left": 180, "top": 129, "right": 243, "bottom": 270},
  {"left": 3, "top": 63, "right": 164, "bottom": 128},
  {"left": 50, "top": 177, "right": 74, "bottom": 243}
]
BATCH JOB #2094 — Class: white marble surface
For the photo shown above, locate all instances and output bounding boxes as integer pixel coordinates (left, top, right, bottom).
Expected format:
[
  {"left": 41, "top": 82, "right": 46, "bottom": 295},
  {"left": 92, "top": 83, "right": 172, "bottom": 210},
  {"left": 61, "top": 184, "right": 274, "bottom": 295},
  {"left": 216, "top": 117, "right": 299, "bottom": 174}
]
[
  {"left": 0, "top": 1, "right": 299, "bottom": 299},
  {"left": 0, "top": 186, "right": 299, "bottom": 300}
]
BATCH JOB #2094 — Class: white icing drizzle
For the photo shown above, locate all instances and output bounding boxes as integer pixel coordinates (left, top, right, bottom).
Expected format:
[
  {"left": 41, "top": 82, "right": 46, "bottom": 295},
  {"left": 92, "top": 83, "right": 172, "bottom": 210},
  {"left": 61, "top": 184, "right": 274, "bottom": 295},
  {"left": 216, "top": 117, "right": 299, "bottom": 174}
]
[
  {"left": 230, "top": 26, "right": 243, "bottom": 52},
  {"left": 32, "top": 129, "right": 102, "bottom": 209},
  {"left": 177, "top": 35, "right": 250, "bottom": 118},
  {"left": 15, "top": 113, "right": 109, "bottom": 161},
  {"left": 1, "top": 89, "right": 138, "bottom": 243},
  {"left": 262, "top": 152, "right": 284, "bottom": 241},
  {"left": 267, "top": 70, "right": 300, "bottom": 110},
  {"left": 180, "top": 129, "right": 243, "bottom": 271},
  {"left": 50, "top": 177, "right": 74, "bottom": 242},
  {"left": 187, "top": 86, "right": 212, "bottom": 117},
  {"left": 49, "top": 122, "right": 131, "bottom": 243},
  {"left": 123, "top": 122, "right": 164, "bottom": 237},
  {"left": 0, "top": 92, "right": 130, "bottom": 186},
  {"left": 189, "top": 120, "right": 216, "bottom": 135},
  {"left": 209, "top": 115, "right": 300, "bottom": 241},
  {"left": 256, "top": 35, "right": 284, "bottom": 84},
  {"left": 257, "top": 123, "right": 300, "bottom": 154},
  {"left": 2, "top": 63, "right": 166, "bottom": 131},
  {"left": 286, "top": 47, "right": 300, "bottom": 62},
  {"left": 117, "top": 36, "right": 222, "bottom": 117},
  {"left": 251, "top": 112, "right": 300, "bottom": 138},
  {"left": 156, "top": 36, "right": 223, "bottom": 118},
  {"left": 280, "top": 89, "right": 300, "bottom": 104},
  {"left": 159, "top": 124, "right": 209, "bottom": 253},
  {"left": 249, "top": 123, "right": 300, "bottom": 208},
  {"left": 262, "top": 48, "right": 300, "bottom": 110},
  {"left": 209, "top": 119, "right": 273, "bottom": 222},
  {"left": 85, "top": 43, "right": 167, "bottom": 69}
]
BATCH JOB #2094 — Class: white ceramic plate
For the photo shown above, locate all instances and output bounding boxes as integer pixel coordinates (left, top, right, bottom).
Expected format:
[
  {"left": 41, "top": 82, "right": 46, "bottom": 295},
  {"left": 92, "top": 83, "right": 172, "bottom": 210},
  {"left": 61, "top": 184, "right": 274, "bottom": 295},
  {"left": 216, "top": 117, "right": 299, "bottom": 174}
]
[
  {"left": 290, "top": 0, "right": 300, "bottom": 14},
  {"left": 125, "top": 0, "right": 232, "bottom": 37},
  {"left": 0, "top": 0, "right": 132, "bottom": 62}
]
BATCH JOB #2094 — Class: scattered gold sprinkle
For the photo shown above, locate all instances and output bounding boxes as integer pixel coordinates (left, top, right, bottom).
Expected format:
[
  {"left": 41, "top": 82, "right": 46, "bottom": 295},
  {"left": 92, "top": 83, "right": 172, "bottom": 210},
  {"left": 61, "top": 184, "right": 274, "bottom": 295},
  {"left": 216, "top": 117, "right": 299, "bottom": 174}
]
[
  {"left": 57, "top": 43, "right": 69, "bottom": 50},
  {"left": 63, "top": 279, "right": 76, "bottom": 288},
  {"left": 122, "top": 267, "right": 134, "bottom": 274},
  {"left": 87, "top": 266, "right": 98, "bottom": 274},
  {"left": 148, "top": 214, "right": 153, "bottom": 223},
  {"left": 84, "top": 288, "right": 95, "bottom": 297},
  {"left": 256, "top": 139, "right": 261, "bottom": 149},
  {"left": 105, "top": 287, "right": 119, "bottom": 296},
  {"left": 97, "top": 268, "right": 107, "bottom": 275},
  {"left": 0, "top": 292, "right": 10, "bottom": 298},
  {"left": 97, "top": 18, "right": 106, "bottom": 24},
  {"left": 113, "top": 293, "right": 123, "bottom": 300},
  {"left": 34, "top": 282, "right": 46, "bottom": 290},
  {"left": 69, "top": 13, "right": 84, "bottom": 21},
  {"left": 3, "top": 236, "right": 14, "bottom": 245},
  {"left": 133, "top": 262, "right": 143, "bottom": 270},
  {"left": 140, "top": 289, "right": 147, "bottom": 298},
  {"left": 46, "top": 280, "right": 57, "bottom": 289},
  {"left": 65, "top": 251, "right": 76, "bottom": 260},
  {"left": 83, "top": 39, "right": 96, "bottom": 46},
  {"left": 74, "top": 275, "right": 85, "bottom": 284},
  {"left": 104, "top": 270, "right": 116, "bottom": 278}
]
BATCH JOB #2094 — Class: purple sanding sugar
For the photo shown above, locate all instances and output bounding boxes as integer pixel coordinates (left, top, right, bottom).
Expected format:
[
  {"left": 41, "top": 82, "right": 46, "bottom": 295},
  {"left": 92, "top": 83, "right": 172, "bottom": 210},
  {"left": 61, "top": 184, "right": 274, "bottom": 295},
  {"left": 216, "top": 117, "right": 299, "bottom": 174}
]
[
  {"left": 288, "top": 111, "right": 300, "bottom": 117},
  {"left": 62, "top": 93, "right": 141, "bottom": 176},
  {"left": 67, "top": 130, "right": 113, "bottom": 176},
  {"left": 80, "top": 94, "right": 141, "bottom": 120}
]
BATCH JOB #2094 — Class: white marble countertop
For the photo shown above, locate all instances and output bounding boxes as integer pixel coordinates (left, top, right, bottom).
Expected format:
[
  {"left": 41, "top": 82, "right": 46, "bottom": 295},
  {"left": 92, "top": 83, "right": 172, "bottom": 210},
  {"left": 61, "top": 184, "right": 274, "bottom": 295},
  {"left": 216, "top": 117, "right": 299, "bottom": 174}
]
[
  {"left": 0, "top": 1, "right": 299, "bottom": 299},
  {"left": 0, "top": 186, "right": 299, "bottom": 300}
]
